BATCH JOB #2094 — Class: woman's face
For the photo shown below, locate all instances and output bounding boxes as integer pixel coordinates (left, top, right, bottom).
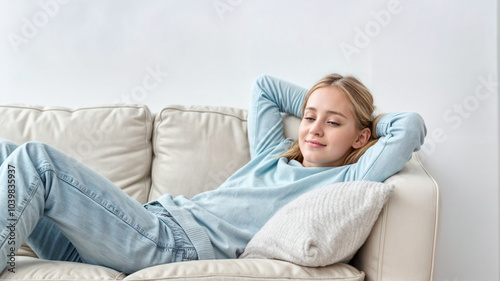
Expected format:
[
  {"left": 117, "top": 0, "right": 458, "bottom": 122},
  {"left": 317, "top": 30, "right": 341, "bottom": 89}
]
[{"left": 298, "top": 86, "right": 369, "bottom": 167}]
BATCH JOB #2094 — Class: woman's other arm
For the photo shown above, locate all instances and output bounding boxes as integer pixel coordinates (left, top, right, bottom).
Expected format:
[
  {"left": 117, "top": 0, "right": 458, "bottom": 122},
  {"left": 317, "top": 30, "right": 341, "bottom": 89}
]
[{"left": 349, "top": 112, "right": 427, "bottom": 182}]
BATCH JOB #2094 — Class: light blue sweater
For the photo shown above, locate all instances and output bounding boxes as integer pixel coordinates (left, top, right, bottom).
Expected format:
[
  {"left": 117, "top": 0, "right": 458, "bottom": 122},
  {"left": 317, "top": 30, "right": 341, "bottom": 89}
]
[{"left": 157, "top": 75, "right": 427, "bottom": 261}]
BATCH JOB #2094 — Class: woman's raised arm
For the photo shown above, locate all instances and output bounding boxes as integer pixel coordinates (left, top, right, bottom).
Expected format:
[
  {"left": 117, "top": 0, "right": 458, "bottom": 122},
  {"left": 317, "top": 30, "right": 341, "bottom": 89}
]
[
  {"left": 347, "top": 112, "right": 427, "bottom": 182},
  {"left": 247, "top": 75, "right": 307, "bottom": 158}
]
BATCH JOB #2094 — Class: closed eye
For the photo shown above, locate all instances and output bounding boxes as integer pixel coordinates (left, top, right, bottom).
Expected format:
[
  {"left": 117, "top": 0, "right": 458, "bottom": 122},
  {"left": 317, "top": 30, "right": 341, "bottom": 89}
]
[{"left": 328, "top": 121, "right": 341, "bottom": 126}]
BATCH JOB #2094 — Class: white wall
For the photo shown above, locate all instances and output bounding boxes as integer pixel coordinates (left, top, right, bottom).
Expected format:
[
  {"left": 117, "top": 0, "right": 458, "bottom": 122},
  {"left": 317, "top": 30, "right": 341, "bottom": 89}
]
[{"left": 0, "top": 1, "right": 498, "bottom": 280}]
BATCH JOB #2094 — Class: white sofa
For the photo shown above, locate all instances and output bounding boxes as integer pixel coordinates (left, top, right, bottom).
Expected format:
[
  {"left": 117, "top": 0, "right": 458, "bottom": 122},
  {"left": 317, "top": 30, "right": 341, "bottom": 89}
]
[{"left": 0, "top": 104, "right": 440, "bottom": 281}]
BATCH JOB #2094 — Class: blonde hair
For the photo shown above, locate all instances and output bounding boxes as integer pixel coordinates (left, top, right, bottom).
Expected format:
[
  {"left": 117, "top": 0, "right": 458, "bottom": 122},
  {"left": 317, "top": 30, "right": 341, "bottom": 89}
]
[{"left": 281, "top": 73, "right": 381, "bottom": 166}]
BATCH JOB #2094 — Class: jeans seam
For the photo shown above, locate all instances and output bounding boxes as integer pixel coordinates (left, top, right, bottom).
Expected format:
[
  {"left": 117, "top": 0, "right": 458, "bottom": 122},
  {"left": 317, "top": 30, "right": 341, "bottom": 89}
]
[
  {"left": 16, "top": 174, "right": 41, "bottom": 222},
  {"left": 0, "top": 173, "right": 40, "bottom": 250},
  {"left": 35, "top": 164, "right": 163, "bottom": 248}
]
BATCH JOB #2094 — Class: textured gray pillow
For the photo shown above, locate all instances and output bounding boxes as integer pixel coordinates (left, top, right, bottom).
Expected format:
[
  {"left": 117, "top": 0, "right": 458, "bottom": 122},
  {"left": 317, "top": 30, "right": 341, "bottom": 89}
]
[{"left": 240, "top": 181, "right": 394, "bottom": 266}]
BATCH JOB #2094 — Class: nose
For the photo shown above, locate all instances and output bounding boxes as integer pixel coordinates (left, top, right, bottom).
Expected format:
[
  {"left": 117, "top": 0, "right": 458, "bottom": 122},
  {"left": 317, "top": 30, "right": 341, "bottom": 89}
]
[{"left": 309, "top": 121, "right": 324, "bottom": 137}]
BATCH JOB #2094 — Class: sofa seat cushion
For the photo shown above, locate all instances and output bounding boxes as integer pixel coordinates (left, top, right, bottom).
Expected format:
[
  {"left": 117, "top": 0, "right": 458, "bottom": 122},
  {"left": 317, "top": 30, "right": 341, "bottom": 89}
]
[
  {"left": 0, "top": 257, "right": 126, "bottom": 280},
  {"left": 0, "top": 259, "right": 364, "bottom": 281},
  {"left": 150, "top": 105, "right": 250, "bottom": 200},
  {"left": 124, "top": 259, "right": 364, "bottom": 281},
  {"left": 0, "top": 104, "right": 153, "bottom": 203}
]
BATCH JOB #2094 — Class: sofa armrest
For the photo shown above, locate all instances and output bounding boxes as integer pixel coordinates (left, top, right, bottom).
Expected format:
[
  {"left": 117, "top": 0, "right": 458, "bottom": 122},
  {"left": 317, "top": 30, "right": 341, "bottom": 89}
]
[{"left": 351, "top": 153, "right": 440, "bottom": 281}]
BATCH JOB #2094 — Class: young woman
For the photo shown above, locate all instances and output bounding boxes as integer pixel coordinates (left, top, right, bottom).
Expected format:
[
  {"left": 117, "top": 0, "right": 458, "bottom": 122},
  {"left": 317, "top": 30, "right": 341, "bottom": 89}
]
[{"left": 0, "top": 74, "right": 426, "bottom": 274}]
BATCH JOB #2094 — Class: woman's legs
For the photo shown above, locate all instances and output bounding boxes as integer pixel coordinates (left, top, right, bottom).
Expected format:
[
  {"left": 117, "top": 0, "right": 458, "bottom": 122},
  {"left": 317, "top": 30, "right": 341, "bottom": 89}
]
[
  {"left": 26, "top": 216, "right": 82, "bottom": 262},
  {"left": 0, "top": 138, "right": 82, "bottom": 263},
  {"left": 0, "top": 141, "right": 197, "bottom": 274}
]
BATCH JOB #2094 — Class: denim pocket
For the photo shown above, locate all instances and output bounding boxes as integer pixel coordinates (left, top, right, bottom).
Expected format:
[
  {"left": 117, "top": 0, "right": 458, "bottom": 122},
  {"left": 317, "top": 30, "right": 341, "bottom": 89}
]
[
  {"left": 144, "top": 201, "right": 199, "bottom": 262},
  {"left": 181, "top": 248, "right": 199, "bottom": 261}
]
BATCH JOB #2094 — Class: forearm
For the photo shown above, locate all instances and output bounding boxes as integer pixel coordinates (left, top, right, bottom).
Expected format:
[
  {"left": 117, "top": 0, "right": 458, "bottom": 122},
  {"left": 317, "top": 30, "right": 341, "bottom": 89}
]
[
  {"left": 376, "top": 112, "right": 427, "bottom": 144},
  {"left": 352, "top": 112, "right": 427, "bottom": 182},
  {"left": 247, "top": 75, "right": 307, "bottom": 157}
]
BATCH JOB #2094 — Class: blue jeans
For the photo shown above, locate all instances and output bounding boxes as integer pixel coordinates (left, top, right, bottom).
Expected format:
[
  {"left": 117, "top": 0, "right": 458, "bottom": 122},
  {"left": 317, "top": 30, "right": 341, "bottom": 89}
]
[{"left": 0, "top": 139, "right": 198, "bottom": 274}]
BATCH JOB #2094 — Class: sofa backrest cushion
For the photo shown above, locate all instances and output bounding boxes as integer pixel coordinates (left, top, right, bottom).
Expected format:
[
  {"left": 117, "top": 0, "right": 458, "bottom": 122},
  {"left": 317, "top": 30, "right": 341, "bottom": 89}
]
[
  {"left": 150, "top": 105, "right": 250, "bottom": 200},
  {"left": 0, "top": 104, "right": 153, "bottom": 204}
]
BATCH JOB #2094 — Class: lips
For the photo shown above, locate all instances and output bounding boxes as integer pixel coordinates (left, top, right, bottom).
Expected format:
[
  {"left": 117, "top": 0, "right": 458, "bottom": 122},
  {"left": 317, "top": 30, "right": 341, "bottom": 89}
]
[{"left": 306, "top": 140, "right": 326, "bottom": 148}]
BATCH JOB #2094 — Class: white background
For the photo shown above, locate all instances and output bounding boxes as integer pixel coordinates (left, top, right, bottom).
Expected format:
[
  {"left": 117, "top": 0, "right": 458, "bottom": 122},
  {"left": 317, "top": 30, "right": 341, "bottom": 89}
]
[{"left": 0, "top": 1, "right": 498, "bottom": 280}]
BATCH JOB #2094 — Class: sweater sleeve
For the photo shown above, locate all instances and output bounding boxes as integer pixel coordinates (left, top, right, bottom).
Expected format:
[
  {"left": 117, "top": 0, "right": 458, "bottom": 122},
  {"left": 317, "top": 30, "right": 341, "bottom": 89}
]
[
  {"left": 247, "top": 75, "right": 307, "bottom": 158},
  {"left": 346, "top": 112, "right": 427, "bottom": 182}
]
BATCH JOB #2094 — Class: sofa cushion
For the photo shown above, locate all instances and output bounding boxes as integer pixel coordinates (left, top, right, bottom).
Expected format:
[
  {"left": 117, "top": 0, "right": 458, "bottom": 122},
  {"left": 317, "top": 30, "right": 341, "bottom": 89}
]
[
  {"left": 0, "top": 104, "right": 153, "bottom": 204},
  {"left": 0, "top": 257, "right": 126, "bottom": 280},
  {"left": 124, "top": 259, "right": 364, "bottom": 281},
  {"left": 1, "top": 258, "right": 364, "bottom": 281},
  {"left": 240, "top": 181, "right": 394, "bottom": 266},
  {"left": 150, "top": 105, "right": 250, "bottom": 200}
]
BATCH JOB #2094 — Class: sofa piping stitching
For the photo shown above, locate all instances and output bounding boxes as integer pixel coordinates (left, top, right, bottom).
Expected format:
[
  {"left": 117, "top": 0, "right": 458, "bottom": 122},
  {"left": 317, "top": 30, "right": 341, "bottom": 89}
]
[
  {"left": 160, "top": 106, "right": 247, "bottom": 122},
  {"left": 414, "top": 153, "right": 440, "bottom": 281}
]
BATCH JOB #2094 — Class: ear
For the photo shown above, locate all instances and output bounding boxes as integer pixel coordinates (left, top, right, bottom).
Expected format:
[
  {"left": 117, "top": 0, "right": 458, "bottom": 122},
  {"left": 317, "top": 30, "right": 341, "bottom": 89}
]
[{"left": 352, "top": 128, "right": 371, "bottom": 149}]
